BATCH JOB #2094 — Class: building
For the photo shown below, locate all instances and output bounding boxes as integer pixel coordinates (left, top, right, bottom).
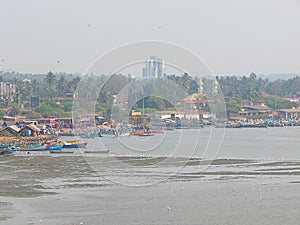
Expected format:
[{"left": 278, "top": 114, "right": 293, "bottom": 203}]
[
  {"left": 0, "top": 82, "right": 16, "bottom": 103},
  {"left": 0, "top": 125, "right": 20, "bottom": 136},
  {"left": 2, "top": 116, "right": 20, "bottom": 126},
  {"left": 277, "top": 108, "right": 300, "bottom": 120},
  {"left": 284, "top": 97, "right": 300, "bottom": 103},
  {"left": 142, "top": 56, "right": 164, "bottom": 78},
  {"left": 19, "top": 124, "right": 40, "bottom": 137},
  {"left": 239, "top": 105, "right": 272, "bottom": 117},
  {"left": 38, "top": 118, "right": 56, "bottom": 125}
]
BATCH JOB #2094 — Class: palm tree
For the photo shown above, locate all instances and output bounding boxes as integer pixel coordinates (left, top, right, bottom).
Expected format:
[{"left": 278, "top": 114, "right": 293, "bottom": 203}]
[
  {"left": 57, "top": 75, "right": 67, "bottom": 95},
  {"left": 68, "top": 76, "right": 80, "bottom": 93},
  {"left": 44, "top": 71, "right": 56, "bottom": 100},
  {"left": 32, "top": 79, "right": 41, "bottom": 97}
]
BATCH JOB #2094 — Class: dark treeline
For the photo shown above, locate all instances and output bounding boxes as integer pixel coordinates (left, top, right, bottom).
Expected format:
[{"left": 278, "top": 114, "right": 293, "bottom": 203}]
[{"left": 217, "top": 72, "right": 300, "bottom": 100}]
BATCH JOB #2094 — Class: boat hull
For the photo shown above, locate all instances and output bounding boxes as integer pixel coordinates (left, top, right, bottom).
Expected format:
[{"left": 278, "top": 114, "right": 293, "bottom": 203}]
[
  {"left": 0, "top": 147, "right": 15, "bottom": 156},
  {"left": 50, "top": 150, "right": 74, "bottom": 154},
  {"left": 84, "top": 150, "right": 109, "bottom": 154},
  {"left": 45, "top": 145, "right": 63, "bottom": 150},
  {"left": 62, "top": 142, "right": 88, "bottom": 148},
  {"left": 17, "top": 146, "right": 46, "bottom": 151}
]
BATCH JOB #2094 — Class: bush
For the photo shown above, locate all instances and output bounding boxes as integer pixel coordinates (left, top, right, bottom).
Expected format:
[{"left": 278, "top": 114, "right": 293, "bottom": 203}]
[
  {"left": 0, "top": 109, "right": 6, "bottom": 119},
  {"left": 26, "top": 112, "right": 42, "bottom": 119}
]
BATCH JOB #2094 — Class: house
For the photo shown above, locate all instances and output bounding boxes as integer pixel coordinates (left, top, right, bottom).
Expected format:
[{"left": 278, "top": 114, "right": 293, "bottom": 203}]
[
  {"left": 277, "top": 108, "right": 300, "bottom": 120},
  {"left": 239, "top": 105, "right": 272, "bottom": 117},
  {"left": 0, "top": 125, "right": 20, "bottom": 136},
  {"left": 19, "top": 124, "right": 40, "bottom": 137},
  {"left": 255, "top": 100, "right": 268, "bottom": 107},
  {"left": 284, "top": 97, "right": 300, "bottom": 103},
  {"left": 2, "top": 116, "right": 20, "bottom": 126},
  {"left": 154, "top": 110, "right": 214, "bottom": 120}
]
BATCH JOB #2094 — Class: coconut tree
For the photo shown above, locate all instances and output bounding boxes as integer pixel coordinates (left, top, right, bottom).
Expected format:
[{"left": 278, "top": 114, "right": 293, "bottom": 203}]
[
  {"left": 44, "top": 71, "right": 56, "bottom": 100},
  {"left": 56, "top": 75, "right": 67, "bottom": 95}
]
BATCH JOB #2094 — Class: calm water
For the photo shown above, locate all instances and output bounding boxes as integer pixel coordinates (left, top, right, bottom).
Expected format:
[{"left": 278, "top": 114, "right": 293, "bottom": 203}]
[{"left": 1, "top": 127, "right": 300, "bottom": 224}]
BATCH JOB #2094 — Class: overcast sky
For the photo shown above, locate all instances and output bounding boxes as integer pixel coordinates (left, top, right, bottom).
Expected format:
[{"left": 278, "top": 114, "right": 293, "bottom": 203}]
[{"left": 0, "top": 0, "right": 299, "bottom": 76}]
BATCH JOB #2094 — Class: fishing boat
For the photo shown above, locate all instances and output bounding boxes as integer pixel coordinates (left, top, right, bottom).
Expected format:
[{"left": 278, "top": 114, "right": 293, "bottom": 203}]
[
  {"left": 45, "top": 144, "right": 63, "bottom": 150},
  {"left": 84, "top": 149, "right": 110, "bottom": 154},
  {"left": 130, "top": 130, "right": 145, "bottom": 136},
  {"left": 50, "top": 150, "right": 74, "bottom": 154},
  {"left": 99, "top": 133, "right": 117, "bottom": 138},
  {"left": 43, "top": 140, "right": 60, "bottom": 146},
  {"left": 0, "top": 144, "right": 10, "bottom": 149},
  {"left": 17, "top": 145, "right": 46, "bottom": 151},
  {"left": 62, "top": 140, "right": 88, "bottom": 148},
  {"left": 241, "top": 123, "right": 268, "bottom": 128},
  {"left": 59, "top": 131, "right": 75, "bottom": 136},
  {"left": 144, "top": 129, "right": 165, "bottom": 135},
  {"left": 0, "top": 147, "right": 15, "bottom": 156},
  {"left": 139, "top": 133, "right": 154, "bottom": 137}
]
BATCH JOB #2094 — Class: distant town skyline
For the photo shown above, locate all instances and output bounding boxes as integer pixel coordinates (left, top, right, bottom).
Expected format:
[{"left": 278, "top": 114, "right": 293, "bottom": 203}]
[{"left": 0, "top": 0, "right": 300, "bottom": 76}]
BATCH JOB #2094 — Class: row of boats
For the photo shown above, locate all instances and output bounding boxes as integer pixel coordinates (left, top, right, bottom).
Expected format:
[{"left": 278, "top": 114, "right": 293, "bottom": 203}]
[
  {"left": 214, "top": 120, "right": 292, "bottom": 128},
  {"left": 0, "top": 139, "right": 110, "bottom": 155},
  {"left": 0, "top": 140, "right": 91, "bottom": 156},
  {"left": 98, "top": 129, "right": 165, "bottom": 138},
  {"left": 15, "top": 140, "right": 88, "bottom": 151}
]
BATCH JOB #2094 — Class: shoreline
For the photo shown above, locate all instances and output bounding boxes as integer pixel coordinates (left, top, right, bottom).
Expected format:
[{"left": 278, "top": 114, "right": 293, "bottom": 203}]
[{"left": 0, "top": 135, "right": 54, "bottom": 144}]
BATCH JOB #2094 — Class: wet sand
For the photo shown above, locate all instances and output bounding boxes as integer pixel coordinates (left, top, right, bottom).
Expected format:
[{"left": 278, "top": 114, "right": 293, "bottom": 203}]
[{"left": 1, "top": 154, "right": 300, "bottom": 224}]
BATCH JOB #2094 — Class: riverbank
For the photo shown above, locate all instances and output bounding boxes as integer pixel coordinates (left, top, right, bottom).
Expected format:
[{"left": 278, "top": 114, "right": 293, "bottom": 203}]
[{"left": 0, "top": 135, "right": 54, "bottom": 144}]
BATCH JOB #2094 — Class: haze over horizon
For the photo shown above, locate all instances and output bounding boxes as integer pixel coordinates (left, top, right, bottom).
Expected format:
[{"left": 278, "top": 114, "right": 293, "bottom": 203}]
[{"left": 0, "top": 0, "right": 299, "bottom": 76}]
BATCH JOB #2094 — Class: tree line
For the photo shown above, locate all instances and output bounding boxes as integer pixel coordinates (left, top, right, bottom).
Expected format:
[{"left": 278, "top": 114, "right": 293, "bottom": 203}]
[{"left": 1, "top": 71, "right": 300, "bottom": 119}]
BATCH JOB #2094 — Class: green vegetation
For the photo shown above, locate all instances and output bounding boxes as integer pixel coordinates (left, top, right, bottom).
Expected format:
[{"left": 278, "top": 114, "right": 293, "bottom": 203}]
[
  {"left": 8, "top": 103, "right": 22, "bottom": 117},
  {"left": 0, "top": 109, "right": 6, "bottom": 119},
  {"left": 1, "top": 70, "right": 300, "bottom": 119},
  {"left": 36, "top": 102, "right": 72, "bottom": 118}
]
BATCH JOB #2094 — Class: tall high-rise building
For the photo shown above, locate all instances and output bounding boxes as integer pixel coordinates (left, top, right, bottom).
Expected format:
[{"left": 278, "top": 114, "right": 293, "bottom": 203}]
[{"left": 142, "top": 56, "right": 164, "bottom": 78}]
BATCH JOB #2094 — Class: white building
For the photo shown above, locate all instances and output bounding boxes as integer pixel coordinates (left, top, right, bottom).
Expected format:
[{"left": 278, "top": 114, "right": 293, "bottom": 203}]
[{"left": 0, "top": 82, "right": 16, "bottom": 102}]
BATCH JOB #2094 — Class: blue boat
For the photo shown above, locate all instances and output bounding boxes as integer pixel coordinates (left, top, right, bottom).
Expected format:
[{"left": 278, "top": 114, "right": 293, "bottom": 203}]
[
  {"left": 45, "top": 144, "right": 63, "bottom": 151},
  {"left": 0, "top": 147, "right": 15, "bottom": 156}
]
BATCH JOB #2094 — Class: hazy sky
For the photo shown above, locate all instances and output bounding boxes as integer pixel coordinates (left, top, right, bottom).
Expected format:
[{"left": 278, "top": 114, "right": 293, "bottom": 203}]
[{"left": 0, "top": 0, "right": 299, "bottom": 75}]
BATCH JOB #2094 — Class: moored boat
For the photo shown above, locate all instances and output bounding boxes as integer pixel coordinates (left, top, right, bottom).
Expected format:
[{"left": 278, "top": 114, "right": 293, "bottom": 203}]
[
  {"left": 99, "top": 133, "right": 117, "bottom": 138},
  {"left": 130, "top": 130, "right": 145, "bottom": 136},
  {"left": 139, "top": 133, "right": 154, "bottom": 137},
  {"left": 241, "top": 123, "right": 268, "bottom": 128},
  {"left": 84, "top": 149, "right": 109, "bottom": 154},
  {"left": 50, "top": 150, "right": 74, "bottom": 154},
  {"left": 17, "top": 145, "right": 46, "bottom": 151},
  {"left": 43, "top": 140, "right": 60, "bottom": 146},
  {"left": 62, "top": 140, "right": 88, "bottom": 148},
  {"left": 0, "top": 147, "right": 15, "bottom": 156},
  {"left": 59, "top": 132, "right": 75, "bottom": 136},
  {"left": 45, "top": 144, "right": 63, "bottom": 150},
  {"left": 144, "top": 129, "right": 165, "bottom": 134}
]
